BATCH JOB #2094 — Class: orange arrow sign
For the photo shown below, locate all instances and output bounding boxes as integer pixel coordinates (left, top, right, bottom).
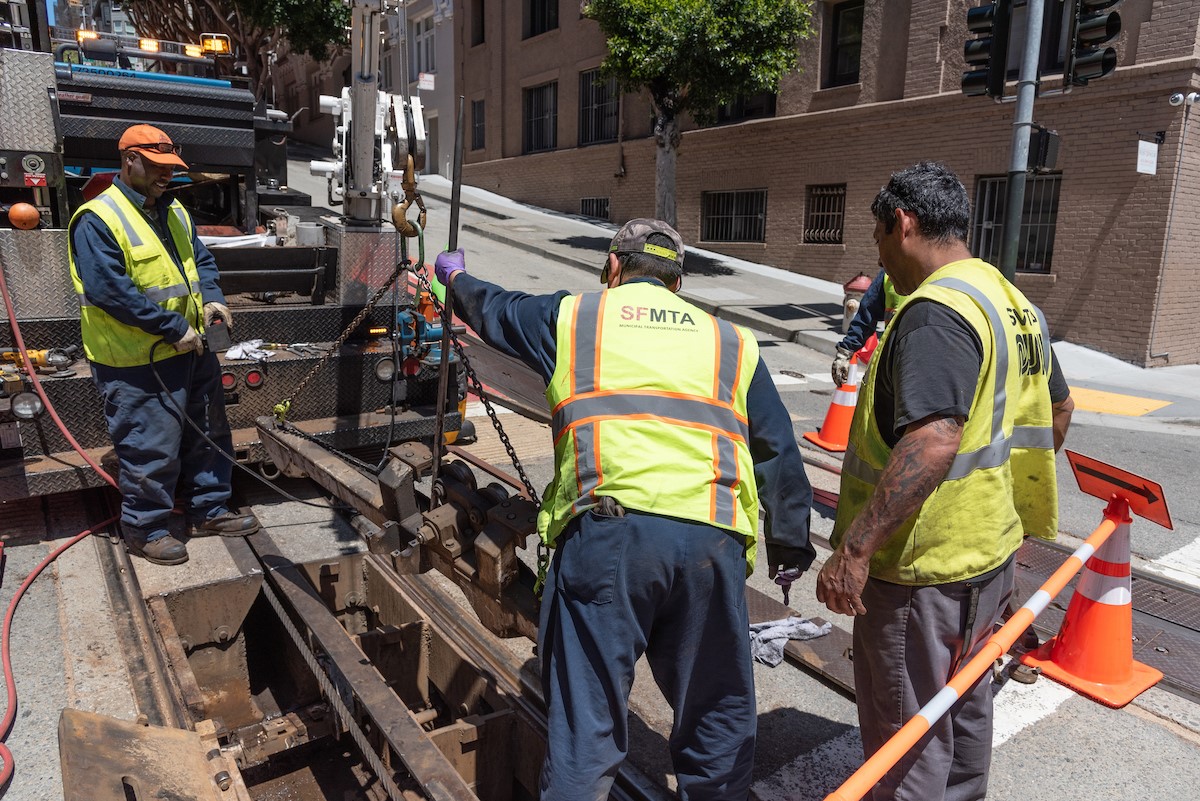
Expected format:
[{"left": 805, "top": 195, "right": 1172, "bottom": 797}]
[{"left": 1065, "top": 450, "right": 1172, "bottom": 530}]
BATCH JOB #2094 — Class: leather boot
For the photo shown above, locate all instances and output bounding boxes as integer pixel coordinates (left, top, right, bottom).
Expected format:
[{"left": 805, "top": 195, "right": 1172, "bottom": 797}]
[
  {"left": 127, "top": 534, "right": 189, "bottom": 566},
  {"left": 191, "top": 509, "right": 262, "bottom": 538}
]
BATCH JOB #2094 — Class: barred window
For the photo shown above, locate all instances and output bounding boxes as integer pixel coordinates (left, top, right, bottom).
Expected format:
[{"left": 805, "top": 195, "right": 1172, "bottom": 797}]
[
  {"left": 701, "top": 190, "right": 767, "bottom": 243},
  {"left": 803, "top": 184, "right": 846, "bottom": 244},
  {"left": 579, "top": 69, "right": 619, "bottom": 146},
  {"left": 972, "top": 174, "right": 1061, "bottom": 273},
  {"left": 523, "top": 82, "right": 557, "bottom": 154},
  {"left": 525, "top": 0, "right": 558, "bottom": 39},
  {"left": 471, "top": 99, "right": 485, "bottom": 151},
  {"left": 580, "top": 197, "right": 610, "bottom": 221}
]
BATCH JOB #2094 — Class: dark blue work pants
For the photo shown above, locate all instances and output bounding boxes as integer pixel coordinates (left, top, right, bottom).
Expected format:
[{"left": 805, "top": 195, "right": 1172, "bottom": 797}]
[
  {"left": 93, "top": 351, "right": 233, "bottom": 542},
  {"left": 538, "top": 509, "right": 755, "bottom": 801}
]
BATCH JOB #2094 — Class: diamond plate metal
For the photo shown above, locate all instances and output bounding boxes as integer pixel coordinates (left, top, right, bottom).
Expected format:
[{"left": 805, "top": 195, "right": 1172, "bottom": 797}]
[
  {"left": 0, "top": 49, "right": 57, "bottom": 152},
  {"left": 329, "top": 224, "right": 406, "bottom": 306},
  {"left": 0, "top": 230, "right": 79, "bottom": 319}
]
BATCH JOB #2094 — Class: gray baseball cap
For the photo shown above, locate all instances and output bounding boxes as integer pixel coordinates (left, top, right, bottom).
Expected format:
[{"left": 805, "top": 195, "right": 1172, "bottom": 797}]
[{"left": 608, "top": 218, "right": 685, "bottom": 267}]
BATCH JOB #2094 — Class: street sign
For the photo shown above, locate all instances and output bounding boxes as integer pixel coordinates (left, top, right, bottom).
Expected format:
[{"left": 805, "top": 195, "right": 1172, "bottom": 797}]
[
  {"left": 418, "top": 72, "right": 435, "bottom": 91},
  {"left": 1136, "top": 140, "right": 1158, "bottom": 175},
  {"left": 1065, "top": 449, "right": 1172, "bottom": 530}
]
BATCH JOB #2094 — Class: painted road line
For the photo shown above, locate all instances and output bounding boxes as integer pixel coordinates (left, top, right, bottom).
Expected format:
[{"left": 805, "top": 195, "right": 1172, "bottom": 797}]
[
  {"left": 992, "top": 663, "right": 1076, "bottom": 745},
  {"left": 1145, "top": 537, "right": 1200, "bottom": 590},
  {"left": 773, "top": 372, "right": 807, "bottom": 386},
  {"left": 1070, "top": 387, "right": 1173, "bottom": 417},
  {"left": 753, "top": 662, "right": 1074, "bottom": 801}
]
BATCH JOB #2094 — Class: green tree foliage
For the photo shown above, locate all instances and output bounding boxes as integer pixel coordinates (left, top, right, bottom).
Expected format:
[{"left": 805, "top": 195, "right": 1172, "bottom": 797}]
[
  {"left": 583, "top": 0, "right": 814, "bottom": 225},
  {"left": 122, "top": 0, "right": 348, "bottom": 101}
]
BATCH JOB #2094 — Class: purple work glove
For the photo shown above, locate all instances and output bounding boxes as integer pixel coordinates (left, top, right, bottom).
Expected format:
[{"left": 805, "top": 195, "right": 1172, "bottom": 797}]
[{"left": 435, "top": 249, "right": 466, "bottom": 287}]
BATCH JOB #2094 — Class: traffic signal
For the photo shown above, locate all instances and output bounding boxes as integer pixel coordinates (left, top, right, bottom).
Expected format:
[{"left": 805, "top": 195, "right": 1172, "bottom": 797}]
[
  {"left": 962, "top": 1, "right": 1013, "bottom": 98},
  {"left": 1065, "top": 1, "right": 1122, "bottom": 86}
]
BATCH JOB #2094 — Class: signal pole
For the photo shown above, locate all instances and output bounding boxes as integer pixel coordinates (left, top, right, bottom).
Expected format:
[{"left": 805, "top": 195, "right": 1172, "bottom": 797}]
[{"left": 998, "top": 0, "right": 1046, "bottom": 282}]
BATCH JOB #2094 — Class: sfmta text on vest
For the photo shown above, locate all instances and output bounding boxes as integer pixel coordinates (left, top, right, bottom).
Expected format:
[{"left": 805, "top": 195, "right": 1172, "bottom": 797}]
[{"left": 619, "top": 306, "right": 696, "bottom": 326}]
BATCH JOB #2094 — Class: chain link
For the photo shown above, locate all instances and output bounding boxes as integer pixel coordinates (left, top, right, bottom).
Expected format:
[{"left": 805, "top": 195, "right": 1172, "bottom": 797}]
[{"left": 273, "top": 245, "right": 416, "bottom": 424}]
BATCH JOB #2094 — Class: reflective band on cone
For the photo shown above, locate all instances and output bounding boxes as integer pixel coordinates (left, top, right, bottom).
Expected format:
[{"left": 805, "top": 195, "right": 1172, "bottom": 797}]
[
  {"left": 1020, "top": 516, "right": 1163, "bottom": 707},
  {"left": 804, "top": 355, "right": 859, "bottom": 453}
]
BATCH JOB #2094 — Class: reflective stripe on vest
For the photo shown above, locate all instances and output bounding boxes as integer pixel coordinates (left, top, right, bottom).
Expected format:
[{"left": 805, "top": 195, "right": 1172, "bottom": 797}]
[
  {"left": 539, "top": 282, "right": 761, "bottom": 565},
  {"left": 68, "top": 185, "right": 203, "bottom": 367},
  {"left": 833, "top": 258, "right": 1057, "bottom": 584}
]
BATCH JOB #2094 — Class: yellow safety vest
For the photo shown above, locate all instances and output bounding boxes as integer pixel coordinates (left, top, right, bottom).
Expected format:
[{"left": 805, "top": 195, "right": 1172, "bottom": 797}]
[
  {"left": 833, "top": 258, "right": 1056, "bottom": 585},
  {"left": 882, "top": 273, "right": 903, "bottom": 322},
  {"left": 68, "top": 185, "right": 204, "bottom": 368},
  {"left": 540, "top": 281, "right": 762, "bottom": 568}
]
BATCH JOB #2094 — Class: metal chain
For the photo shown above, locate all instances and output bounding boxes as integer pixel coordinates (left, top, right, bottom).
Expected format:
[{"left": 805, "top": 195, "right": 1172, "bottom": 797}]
[
  {"left": 272, "top": 233, "right": 419, "bottom": 424},
  {"left": 415, "top": 271, "right": 551, "bottom": 595}
]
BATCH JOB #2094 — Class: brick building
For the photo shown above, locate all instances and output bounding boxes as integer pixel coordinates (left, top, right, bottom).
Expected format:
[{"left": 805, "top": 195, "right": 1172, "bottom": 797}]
[{"left": 455, "top": 0, "right": 1200, "bottom": 367}]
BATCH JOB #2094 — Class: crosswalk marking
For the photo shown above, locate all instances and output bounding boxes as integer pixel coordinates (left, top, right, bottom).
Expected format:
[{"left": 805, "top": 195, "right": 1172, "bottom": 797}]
[
  {"left": 1145, "top": 537, "right": 1200, "bottom": 590},
  {"left": 1071, "top": 387, "right": 1172, "bottom": 417}
]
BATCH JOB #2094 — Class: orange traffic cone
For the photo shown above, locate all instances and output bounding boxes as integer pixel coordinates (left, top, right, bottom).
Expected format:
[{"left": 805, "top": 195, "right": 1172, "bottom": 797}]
[
  {"left": 1020, "top": 510, "right": 1162, "bottom": 707},
  {"left": 804, "top": 356, "right": 860, "bottom": 453}
]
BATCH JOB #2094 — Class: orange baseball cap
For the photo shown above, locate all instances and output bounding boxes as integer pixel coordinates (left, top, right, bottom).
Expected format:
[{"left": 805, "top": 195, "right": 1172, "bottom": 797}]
[{"left": 117, "top": 124, "right": 188, "bottom": 169}]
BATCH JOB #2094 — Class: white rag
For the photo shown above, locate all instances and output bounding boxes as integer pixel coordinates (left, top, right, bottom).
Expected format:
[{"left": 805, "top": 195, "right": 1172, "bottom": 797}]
[
  {"left": 225, "top": 339, "right": 276, "bottom": 360},
  {"left": 749, "top": 616, "right": 833, "bottom": 667}
]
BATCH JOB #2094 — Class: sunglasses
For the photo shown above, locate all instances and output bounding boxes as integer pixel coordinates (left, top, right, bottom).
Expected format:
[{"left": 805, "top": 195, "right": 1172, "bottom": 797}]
[{"left": 129, "top": 142, "right": 183, "bottom": 156}]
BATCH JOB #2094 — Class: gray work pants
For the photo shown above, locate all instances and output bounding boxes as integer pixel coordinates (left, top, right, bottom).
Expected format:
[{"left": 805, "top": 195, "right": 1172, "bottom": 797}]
[{"left": 853, "top": 558, "right": 1014, "bottom": 801}]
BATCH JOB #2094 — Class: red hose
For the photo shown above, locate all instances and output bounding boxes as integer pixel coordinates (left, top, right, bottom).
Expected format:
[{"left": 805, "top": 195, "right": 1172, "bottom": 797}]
[
  {"left": 0, "top": 252, "right": 116, "bottom": 488},
  {"left": 0, "top": 249, "right": 122, "bottom": 790},
  {"left": 0, "top": 515, "right": 119, "bottom": 788}
]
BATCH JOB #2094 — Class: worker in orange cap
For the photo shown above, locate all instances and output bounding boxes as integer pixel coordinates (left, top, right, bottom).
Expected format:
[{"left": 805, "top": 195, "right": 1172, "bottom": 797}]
[{"left": 67, "top": 124, "right": 260, "bottom": 566}]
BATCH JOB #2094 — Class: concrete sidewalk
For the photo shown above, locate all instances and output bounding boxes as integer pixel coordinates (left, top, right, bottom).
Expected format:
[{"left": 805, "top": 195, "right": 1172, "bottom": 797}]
[{"left": 419, "top": 175, "right": 1200, "bottom": 418}]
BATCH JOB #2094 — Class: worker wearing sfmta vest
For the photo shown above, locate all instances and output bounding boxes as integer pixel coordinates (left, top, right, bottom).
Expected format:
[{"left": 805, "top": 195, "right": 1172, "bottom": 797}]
[
  {"left": 816, "top": 163, "right": 1073, "bottom": 801},
  {"left": 69, "top": 184, "right": 204, "bottom": 367},
  {"left": 539, "top": 281, "right": 761, "bottom": 565},
  {"left": 433, "top": 219, "right": 814, "bottom": 801},
  {"left": 835, "top": 256, "right": 1057, "bottom": 584},
  {"left": 69, "top": 124, "right": 260, "bottom": 569}
]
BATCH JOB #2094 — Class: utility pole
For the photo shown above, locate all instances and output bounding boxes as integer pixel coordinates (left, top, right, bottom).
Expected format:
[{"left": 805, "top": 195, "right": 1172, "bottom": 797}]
[{"left": 998, "top": 0, "right": 1046, "bottom": 282}]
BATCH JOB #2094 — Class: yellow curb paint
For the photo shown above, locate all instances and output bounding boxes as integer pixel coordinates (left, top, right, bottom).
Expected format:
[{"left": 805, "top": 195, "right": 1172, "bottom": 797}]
[{"left": 1070, "top": 387, "right": 1173, "bottom": 417}]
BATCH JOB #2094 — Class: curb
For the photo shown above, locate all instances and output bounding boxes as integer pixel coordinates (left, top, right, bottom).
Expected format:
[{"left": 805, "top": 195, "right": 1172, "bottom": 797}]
[
  {"left": 462, "top": 221, "right": 843, "bottom": 350},
  {"left": 421, "top": 185, "right": 513, "bottom": 221}
]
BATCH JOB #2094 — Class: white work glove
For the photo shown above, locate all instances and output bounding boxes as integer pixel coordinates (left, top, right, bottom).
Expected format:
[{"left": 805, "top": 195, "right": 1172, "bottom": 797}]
[
  {"left": 204, "top": 301, "right": 232, "bottom": 330},
  {"left": 831, "top": 346, "right": 853, "bottom": 386},
  {"left": 172, "top": 326, "right": 205, "bottom": 355}
]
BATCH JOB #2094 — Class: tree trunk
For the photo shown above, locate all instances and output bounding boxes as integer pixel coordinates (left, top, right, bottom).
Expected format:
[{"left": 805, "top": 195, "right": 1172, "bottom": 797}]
[{"left": 653, "top": 113, "right": 679, "bottom": 228}]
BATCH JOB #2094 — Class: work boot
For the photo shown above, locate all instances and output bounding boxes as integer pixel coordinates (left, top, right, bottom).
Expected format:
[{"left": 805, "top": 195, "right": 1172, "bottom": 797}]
[
  {"left": 191, "top": 509, "right": 262, "bottom": 538},
  {"left": 127, "top": 534, "right": 189, "bottom": 566}
]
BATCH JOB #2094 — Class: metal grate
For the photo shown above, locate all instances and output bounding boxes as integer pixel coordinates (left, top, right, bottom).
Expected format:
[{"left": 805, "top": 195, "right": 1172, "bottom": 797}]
[
  {"left": 701, "top": 189, "right": 767, "bottom": 243},
  {"left": 803, "top": 184, "right": 846, "bottom": 244},
  {"left": 471, "top": 99, "right": 485, "bottom": 151},
  {"left": 578, "top": 69, "right": 618, "bottom": 146},
  {"left": 972, "top": 174, "right": 1061, "bottom": 273},
  {"left": 580, "top": 197, "right": 610, "bottom": 221},
  {"left": 522, "top": 81, "right": 557, "bottom": 154}
]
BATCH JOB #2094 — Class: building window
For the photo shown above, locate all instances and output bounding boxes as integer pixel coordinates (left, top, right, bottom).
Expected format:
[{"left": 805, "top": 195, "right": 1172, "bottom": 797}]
[
  {"left": 471, "top": 99, "right": 485, "bottom": 151},
  {"left": 410, "top": 16, "right": 435, "bottom": 76},
  {"left": 525, "top": 0, "right": 559, "bottom": 39},
  {"left": 701, "top": 190, "right": 767, "bottom": 243},
  {"left": 580, "top": 197, "right": 610, "bottom": 221},
  {"left": 715, "top": 92, "right": 777, "bottom": 125},
  {"left": 971, "top": 174, "right": 1061, "bottom": 274},
  {"left": 802, "top": 185, "right": 846, "bottom": 244},
  {"left": 523, "top": 81, "right": 558, "bottom": 153},
  {"left": 578, "top": 69, "right": 618, "bottom": 146},
  {"left": 471, "top": 0, "right": 485, "bottom": 46},
  {"left": 826, "top": 0, "right": 864, "bottom": 88}
]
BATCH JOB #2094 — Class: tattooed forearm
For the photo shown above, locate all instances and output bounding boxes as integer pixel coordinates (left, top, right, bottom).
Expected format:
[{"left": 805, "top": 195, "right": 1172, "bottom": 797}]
[{"left": 843, "top": 415, "right": 964, "bottom": 559}]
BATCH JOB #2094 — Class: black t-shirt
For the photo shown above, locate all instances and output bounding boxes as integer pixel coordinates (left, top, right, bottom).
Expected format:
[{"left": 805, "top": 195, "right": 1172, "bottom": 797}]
[{"left": 874, "top": 299, "right": 1069, "bottom": 449}]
